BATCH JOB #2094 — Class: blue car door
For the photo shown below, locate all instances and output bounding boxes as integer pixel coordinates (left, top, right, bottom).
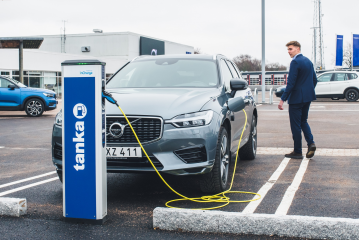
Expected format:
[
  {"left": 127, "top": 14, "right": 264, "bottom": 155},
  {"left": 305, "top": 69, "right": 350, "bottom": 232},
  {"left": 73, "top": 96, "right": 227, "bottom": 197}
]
[{"left": 0, "top": 78, "right": 21, "bottom": 107}]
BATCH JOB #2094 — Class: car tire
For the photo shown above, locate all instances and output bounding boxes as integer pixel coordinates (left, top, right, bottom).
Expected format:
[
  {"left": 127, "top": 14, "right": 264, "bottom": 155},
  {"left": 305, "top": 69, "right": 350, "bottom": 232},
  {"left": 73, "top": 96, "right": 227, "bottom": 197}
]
[
  {"left": 199, "top": 126, "right": 230, "bottom": 193},
  {"left": 237, "top": 115, "right": 257, "bottom": 160},
  {"left": 25, "top": 98, "right": 44, "bottom": 117},
  {"left": 345, "top": 89, "right": 359, "bottom": 102}
]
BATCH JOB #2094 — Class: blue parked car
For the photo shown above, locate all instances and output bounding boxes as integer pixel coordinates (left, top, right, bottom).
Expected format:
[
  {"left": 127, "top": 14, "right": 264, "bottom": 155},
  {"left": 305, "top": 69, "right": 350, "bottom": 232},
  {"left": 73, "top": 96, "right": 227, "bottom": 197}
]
[{"left": 0, "top": 76, "right": 57, "bottom": 117}]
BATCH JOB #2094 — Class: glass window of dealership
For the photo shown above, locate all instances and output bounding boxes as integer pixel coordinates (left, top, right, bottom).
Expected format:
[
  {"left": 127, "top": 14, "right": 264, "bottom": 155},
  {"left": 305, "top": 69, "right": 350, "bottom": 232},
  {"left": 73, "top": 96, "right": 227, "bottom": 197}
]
[{"left": 0, "top": 70, "right": 62, "bottom": 95}]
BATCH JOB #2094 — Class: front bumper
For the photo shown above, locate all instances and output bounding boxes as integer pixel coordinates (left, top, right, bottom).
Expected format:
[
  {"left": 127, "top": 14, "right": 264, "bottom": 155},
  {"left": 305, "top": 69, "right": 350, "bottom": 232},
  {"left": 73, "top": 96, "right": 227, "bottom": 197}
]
[
  {"left": 52, "top": 113, "right": 220, "bottom": 176},
  {"left": 45, "top": 99, "right": 57, "bottom": 111}
]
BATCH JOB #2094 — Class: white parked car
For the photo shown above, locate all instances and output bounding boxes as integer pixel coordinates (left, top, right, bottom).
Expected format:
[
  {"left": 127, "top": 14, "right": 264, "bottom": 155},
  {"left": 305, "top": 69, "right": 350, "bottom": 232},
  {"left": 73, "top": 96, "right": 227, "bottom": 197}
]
[{"left": 316, "top": 71, "right": 359, "bottom": 101}]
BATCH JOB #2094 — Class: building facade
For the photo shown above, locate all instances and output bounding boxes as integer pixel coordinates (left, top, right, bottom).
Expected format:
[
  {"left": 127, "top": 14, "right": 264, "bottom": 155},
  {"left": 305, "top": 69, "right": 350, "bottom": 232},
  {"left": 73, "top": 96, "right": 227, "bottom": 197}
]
[{"left": 0, "top": 32, "right": 194, "bottom": 97}]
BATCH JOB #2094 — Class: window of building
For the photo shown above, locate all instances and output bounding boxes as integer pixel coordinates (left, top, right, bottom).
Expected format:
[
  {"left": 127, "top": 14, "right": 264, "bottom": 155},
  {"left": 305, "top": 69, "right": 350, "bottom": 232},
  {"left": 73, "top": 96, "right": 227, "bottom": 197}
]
[
  {"left": 0, "top": 71, "right": 10, "bottom": 76},
  {"left": 44, "top": 72, "right": 57, "bottom": 91}
]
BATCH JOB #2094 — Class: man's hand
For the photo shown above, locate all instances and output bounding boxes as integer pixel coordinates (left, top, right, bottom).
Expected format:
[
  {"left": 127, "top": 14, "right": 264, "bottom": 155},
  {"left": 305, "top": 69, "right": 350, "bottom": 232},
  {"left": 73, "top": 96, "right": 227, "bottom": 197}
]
[{"left": 278, "top": 100, "right": 284, "bottom": 110}]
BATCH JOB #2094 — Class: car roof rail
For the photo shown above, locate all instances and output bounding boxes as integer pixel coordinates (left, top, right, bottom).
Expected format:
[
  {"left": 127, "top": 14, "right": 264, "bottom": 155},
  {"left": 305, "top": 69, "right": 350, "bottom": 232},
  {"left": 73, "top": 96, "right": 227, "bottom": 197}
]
[{"left": 213, "top": 54, "right": 226, "bottom": 60}]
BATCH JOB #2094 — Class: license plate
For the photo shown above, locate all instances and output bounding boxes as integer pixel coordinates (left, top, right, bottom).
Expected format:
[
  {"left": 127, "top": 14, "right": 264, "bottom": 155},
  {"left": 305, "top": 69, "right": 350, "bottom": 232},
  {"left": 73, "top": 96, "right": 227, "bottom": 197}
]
[{"left": 106, "top": 147, "right": 142, "bottom": 158}]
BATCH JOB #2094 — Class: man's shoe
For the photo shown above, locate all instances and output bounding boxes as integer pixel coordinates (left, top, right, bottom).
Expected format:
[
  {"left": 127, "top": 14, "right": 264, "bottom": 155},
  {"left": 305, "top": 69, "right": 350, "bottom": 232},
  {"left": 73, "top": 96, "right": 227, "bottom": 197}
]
[
  {"left": 306, "top": 143, "right": 316, "bottom": 158},
  {"left": 285, "top": 151, "right": 303, "bottom": 159}
]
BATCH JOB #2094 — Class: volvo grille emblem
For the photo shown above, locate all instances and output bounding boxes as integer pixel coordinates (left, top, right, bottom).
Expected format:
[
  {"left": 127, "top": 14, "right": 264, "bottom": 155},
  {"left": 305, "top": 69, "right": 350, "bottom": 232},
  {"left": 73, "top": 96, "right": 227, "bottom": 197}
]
[
  {"left": 109, "top": 123, "right": 124, "bottom": 138},
  {"left": 107, "top": 119, "right": 141, "bottom": 138}
]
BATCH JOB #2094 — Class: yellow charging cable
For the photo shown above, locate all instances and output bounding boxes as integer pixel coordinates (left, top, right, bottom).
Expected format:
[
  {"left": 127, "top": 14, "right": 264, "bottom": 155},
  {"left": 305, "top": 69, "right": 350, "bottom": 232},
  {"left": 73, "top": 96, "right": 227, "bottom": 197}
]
[{"left": 116, "top": 105, "right": 261, "bottom": 210}]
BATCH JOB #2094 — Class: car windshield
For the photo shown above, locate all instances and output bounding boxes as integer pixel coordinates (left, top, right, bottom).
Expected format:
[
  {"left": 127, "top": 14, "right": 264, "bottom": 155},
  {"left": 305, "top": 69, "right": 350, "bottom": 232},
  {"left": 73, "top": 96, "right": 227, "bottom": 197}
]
[
  {"left": 107, "top": 58, "right": 218, "bottom": 88},
  {"left": 2, "top": 77, "right": 27, "bottom": 87}
]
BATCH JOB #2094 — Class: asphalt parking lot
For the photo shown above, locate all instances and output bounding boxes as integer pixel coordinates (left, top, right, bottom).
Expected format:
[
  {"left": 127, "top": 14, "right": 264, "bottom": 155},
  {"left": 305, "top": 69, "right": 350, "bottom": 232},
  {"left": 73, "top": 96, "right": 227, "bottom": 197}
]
[{"left": 1, "top": 96, "right": 359, "bottom": 239}]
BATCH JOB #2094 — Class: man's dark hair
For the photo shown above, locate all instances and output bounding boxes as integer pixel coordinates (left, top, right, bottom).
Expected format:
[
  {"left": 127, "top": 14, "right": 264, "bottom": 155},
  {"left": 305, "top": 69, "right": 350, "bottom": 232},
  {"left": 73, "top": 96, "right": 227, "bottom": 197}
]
[{"left": 286, "top": 41, "right": 301, "bottom": 49}]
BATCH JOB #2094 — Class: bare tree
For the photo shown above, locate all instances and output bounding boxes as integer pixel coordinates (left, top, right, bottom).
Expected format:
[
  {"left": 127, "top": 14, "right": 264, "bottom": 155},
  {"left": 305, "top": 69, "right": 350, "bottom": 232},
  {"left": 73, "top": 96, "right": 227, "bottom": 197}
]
[
  {"left": 343, "top": 43, "right": 352, "bottom": 68},
  {"left": 233, "top": 55, "right": 261, "bottom": 71},
  {"left": 233, "top": 54, "right": 287, "bottom": 71},
  {"left": 265, "top": 62, "right": 287, "bottom": 71},
  {"left": 194, "top": 48, "right": 201, "bottom": 54}
]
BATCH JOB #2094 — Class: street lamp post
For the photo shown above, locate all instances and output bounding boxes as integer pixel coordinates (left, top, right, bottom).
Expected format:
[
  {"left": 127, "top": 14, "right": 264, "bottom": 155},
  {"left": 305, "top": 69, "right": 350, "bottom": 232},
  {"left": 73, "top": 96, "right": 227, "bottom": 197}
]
[
  {"left": 261, "top": 0, "right": 266, "bottom": 103},
  {"left": 19, "top": 40, "right": 23, "bottom": 83}
]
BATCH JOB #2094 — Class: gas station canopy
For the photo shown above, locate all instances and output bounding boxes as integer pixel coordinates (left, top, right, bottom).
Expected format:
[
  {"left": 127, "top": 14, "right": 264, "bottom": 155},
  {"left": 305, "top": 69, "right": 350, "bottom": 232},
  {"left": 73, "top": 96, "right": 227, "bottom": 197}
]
[
  {"left": 0, "top": 37, "right": 44, "bottom": 83},
  {"left": 0, "top": 37, "right": 44, "bottom": 49}
]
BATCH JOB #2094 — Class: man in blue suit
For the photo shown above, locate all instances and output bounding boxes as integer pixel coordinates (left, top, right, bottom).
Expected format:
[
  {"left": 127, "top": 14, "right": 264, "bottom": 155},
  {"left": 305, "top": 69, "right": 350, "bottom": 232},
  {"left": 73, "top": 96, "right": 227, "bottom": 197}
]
[{"left": 278, "top": 41, "right": 318, "bottom": 159}]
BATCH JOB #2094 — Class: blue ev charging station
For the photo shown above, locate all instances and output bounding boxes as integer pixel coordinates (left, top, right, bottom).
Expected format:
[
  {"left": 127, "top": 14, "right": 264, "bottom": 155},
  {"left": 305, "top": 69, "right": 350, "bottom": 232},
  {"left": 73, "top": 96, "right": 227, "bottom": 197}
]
[{"left": 61, "top": 59, "right": 107, "bottom": 224}]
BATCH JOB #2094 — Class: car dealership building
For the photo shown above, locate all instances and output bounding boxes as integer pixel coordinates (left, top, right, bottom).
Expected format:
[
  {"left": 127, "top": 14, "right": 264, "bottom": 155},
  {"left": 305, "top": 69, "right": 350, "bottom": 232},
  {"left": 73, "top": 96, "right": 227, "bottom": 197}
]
[{"left": 0, "top": 31, "right": 194, "bottom": 96}]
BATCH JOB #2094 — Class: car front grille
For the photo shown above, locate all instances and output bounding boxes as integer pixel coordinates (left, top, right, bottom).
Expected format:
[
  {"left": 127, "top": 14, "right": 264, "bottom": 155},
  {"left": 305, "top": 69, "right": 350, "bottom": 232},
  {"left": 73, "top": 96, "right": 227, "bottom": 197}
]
[
  {"left": 53, "top": 143, "right": 62, "bottom": 160},
  {"left": 106, "top": 116, "right": 163, "bottom": 144},
  {"left": 107, "top": 156, "right": 163, "bottom": 170},
  {"left": 174, "top": 145, "right": 207, "bottom": 164}
]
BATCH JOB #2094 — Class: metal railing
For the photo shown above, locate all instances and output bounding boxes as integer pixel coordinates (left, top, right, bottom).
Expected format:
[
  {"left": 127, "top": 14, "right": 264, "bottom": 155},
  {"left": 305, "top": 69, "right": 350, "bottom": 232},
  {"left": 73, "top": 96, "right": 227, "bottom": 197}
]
[{"left": 245, "top": 74, "right": 288, "bottom": 86}]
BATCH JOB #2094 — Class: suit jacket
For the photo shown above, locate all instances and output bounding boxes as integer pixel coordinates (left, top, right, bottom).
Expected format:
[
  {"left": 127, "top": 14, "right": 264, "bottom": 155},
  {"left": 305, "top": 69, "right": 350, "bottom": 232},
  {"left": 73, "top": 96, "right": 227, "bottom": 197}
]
[{"left": 281, "top": 54, "right": 318, "bottom": 104}]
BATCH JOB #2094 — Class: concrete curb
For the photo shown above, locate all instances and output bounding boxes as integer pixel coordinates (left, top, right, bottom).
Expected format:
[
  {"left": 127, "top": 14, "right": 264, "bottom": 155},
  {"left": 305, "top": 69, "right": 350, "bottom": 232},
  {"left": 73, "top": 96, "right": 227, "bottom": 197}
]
[
  {"left": 0, "top": 197, "right": 27, "bottom": 217},
  {"left": 153, "top": 207, "right": 359, "bottom": 240}
]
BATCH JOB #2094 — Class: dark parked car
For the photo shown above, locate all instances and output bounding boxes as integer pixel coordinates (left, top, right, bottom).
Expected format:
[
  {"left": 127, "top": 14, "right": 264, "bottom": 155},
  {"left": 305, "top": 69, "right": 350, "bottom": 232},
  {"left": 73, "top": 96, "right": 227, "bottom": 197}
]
[
  {"left": 275, "top": 86, "right": 286, "bottom": 98},
  {"left": 52, "top": 54, "right": 258, "bottom": 193}
]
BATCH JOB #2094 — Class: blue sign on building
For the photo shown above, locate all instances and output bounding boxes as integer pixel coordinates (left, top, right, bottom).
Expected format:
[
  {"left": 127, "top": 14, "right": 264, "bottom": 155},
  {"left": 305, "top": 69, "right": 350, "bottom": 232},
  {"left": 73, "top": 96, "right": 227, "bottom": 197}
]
[
  {"left": 353, "top": 34, "right": 359, "bottom": 67},
  {"left": 335, "top": 35, "right": 344, "bottom": 67}
]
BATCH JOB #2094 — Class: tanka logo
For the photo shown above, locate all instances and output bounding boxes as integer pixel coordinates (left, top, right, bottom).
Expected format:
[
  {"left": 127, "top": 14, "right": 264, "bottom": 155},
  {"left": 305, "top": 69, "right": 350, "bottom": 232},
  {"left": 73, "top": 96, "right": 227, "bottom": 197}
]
[
  {"left": 80, "top": 70, "right": 93, "bottom": 75},
  {"left": 73, "top": 103, "right": 87, "bottom": 119},
  {"left": 72, "top": 103, "right": 87, "bottom": 171}
]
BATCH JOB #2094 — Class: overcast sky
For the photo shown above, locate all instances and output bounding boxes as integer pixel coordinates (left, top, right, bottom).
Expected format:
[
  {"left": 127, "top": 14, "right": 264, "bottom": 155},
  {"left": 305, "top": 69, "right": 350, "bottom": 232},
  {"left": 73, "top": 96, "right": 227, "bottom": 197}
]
[{"left": 1, "top": 0, "right": 358, "bottom": 69}]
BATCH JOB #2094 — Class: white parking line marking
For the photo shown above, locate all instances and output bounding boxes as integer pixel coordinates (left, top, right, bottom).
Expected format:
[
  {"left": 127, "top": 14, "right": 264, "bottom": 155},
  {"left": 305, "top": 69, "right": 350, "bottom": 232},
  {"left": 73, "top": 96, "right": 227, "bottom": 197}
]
[
  {"left": 275, "top": 158, "right": 310, "bottom": 216},
  {"left": 311, "top": 103, "right": 359, "bottom": 105},
  {"left": 257, "top": 147, "right": 359, "bottom": 157},
  {"left": 259, "top": 110, "right": 359, "bottom": 112},
  {"left": 0, "top": 177, "right": 58, "bottom": 197},
  {"left": 0, "top": 171, "right": 56, "bottom": 189},
  {"left": 242, "top": 157, "right": 291, "bottom": 214}
]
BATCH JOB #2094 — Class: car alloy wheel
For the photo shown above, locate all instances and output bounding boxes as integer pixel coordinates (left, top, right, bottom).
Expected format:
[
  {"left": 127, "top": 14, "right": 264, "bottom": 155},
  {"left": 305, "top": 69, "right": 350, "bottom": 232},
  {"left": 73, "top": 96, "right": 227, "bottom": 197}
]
[
  {"left": 252, "top": 119, "right": 257, "bottom": 155},
  {"left": 220, "top": 134, "right": 229, "bottom": 186},
  {"left": 238, "top": 115, "right": 257, "bottom": 160},
  {"left": 346, "top": 89, "right": 359, "bottom": 102},
  {"left": 199, "top": 126, "right": 230, "bottom": 193},
  {"left": 25, "top": 99, "right": 44, "bottom": 117}
]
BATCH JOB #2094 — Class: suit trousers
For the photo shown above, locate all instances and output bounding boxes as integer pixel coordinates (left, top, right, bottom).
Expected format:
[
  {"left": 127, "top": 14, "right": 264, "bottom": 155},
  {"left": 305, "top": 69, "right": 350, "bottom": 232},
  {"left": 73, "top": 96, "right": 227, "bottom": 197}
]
[{"left": 288, "top": 102, "right": 315, "bottom": 154}]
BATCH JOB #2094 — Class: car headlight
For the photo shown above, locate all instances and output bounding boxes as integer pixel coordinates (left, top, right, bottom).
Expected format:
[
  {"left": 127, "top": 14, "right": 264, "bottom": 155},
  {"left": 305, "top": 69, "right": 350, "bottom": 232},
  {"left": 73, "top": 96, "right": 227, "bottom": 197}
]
[
  {"left": 43, "top": 93, "right": 55, "bottom": 98},
  {"left": 166, "top": 110, "right": 213, "bottom": 128},
  {"left": 55, "top": 110, "right": 62, "bottom": 126}
]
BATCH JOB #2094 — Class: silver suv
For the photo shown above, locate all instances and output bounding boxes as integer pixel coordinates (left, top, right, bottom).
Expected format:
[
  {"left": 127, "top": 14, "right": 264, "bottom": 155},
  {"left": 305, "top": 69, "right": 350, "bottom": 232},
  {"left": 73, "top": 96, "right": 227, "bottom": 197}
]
[{"left": 52, "top": 54, "right": 258, "bottom": 193}]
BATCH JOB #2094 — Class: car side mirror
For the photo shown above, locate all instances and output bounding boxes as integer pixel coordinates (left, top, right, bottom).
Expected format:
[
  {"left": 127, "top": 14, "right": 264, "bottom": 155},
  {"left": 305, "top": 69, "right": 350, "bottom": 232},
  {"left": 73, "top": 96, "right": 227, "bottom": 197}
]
[
  {"left": 230, "top": 78, "right": 248, "bottom": 97},
  {"left": 230, "top": 78, "right": 248, "bottom": 91},
  {"left": 227, "top": 96, "right": 245, "bottom": 112},
  {"left": 8, "top": 84, "right": 16, "bottom": 90}
]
